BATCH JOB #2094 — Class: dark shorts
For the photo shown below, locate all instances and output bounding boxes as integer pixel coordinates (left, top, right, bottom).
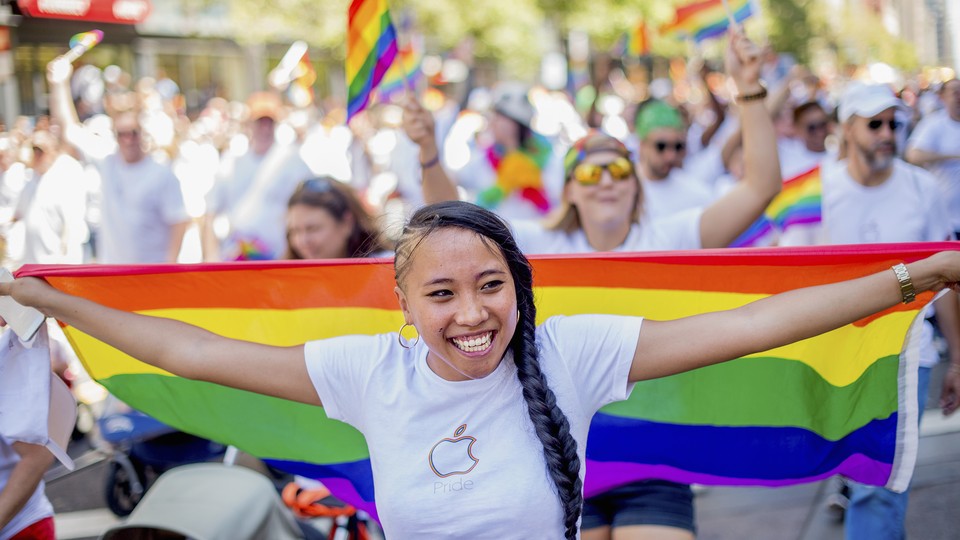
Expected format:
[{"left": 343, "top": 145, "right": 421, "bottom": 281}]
[{"left": 581, "top": 480, "right": 696, "bottom": 532}]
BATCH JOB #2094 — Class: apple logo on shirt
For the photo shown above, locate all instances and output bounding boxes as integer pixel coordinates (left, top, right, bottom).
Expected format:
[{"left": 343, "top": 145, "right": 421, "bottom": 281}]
[{"left": 428, "top": 424, "right": 479, "bottom": 478}]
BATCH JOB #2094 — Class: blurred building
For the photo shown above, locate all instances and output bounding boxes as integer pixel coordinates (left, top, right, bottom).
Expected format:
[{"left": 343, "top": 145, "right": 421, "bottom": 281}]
[
  {"left": 0, "top": 0, "right": 332, "bottom": 125},
  {"left": 824, "top": 0, "right": 958, "bottom": 72}
]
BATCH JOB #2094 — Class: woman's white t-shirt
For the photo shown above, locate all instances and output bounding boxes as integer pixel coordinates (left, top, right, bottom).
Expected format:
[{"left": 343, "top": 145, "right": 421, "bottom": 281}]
[
  {"left": 305, "top": 314, "right": 643, "bottom": 539},
  {"left": 510, "top": 209, "right": 702, "bottom": 255}
]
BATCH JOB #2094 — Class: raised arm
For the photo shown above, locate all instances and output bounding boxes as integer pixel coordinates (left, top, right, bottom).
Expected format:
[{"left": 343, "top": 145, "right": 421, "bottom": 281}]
[
  {"left": 0, "top": 278, "right": 321, "bottom": 406},
  {"left": 46, "top": 58, "right": 82, "bottom": 139},
  {"left": 905, "top": 147, "right": 960, "bottom": 167},
  {"left": 698, "top": 31, "right": 782, "bottom": 249},
  {"left": 933, "top": 291, "right": 960, "bottom": 416},
  {"left": 401, "top": 96, "right": 459, "bottom": 204},
  {"left": 629, "top": 252, "right": 960, "bottom": 382}
]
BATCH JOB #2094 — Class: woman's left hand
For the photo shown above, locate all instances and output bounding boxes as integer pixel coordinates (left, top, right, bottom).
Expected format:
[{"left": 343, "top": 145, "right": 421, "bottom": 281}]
[{"left": 725, "top": 28, "right": 763, "bottom": 93}]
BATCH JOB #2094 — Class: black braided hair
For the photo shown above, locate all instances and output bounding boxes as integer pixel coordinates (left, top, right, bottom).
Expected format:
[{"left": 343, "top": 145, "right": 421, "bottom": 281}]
[{"left": 394, "top": 201, "right": 583, "bottom": 539}]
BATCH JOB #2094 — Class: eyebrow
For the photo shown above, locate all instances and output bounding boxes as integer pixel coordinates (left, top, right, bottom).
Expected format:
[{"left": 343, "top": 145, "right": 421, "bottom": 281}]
[{"left": 422, "top": 268, "right": 507, "bottom": 287}]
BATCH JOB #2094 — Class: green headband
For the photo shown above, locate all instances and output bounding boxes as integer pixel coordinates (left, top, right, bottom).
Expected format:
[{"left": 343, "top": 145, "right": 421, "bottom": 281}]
[{"left": 635, "top": 100, "right": 684, "bottom": 139}]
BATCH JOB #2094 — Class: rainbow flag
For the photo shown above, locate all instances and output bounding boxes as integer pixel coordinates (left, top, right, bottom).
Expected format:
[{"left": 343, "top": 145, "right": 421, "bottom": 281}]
[
  {"left": 730, "top": 166, "right": 822, "bottom": 248},
  {"left": 19, "top": 243, "right": 945, "bottom": 518},
  {"left": 346, "top": 0, "right": 398, "bottom": 120},
  {"left": 661, "top": 0, "right": 756, "bottom": 43},
  {"left": 377, "top": 34, "right": 423, "bottom": 100},
  {"left": 288, "top": 52, "right": 317, "bottom": 108},
  {"left": 627, "top": 18, "right": 650, "bottom": 57}
]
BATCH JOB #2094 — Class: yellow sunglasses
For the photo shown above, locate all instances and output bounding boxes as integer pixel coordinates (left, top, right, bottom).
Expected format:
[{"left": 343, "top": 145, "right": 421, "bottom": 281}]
[{"left": 571, "top": 157, "right": 635, "bottom": 185}]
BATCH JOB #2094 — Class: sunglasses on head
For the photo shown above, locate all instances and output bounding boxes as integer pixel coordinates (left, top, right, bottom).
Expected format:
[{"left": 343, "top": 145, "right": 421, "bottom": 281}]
[
  {"left": 572, "top": 157, "right": 634, "bottom": 185},
  {"left": 299, "top": 177, "right": 335, "bottom": 194},
  {"left": 653, "top": 140, "right": 686, "bottom": 153},
  {"left": 866, "top": 119, "right": 902, "bottom": 132}
]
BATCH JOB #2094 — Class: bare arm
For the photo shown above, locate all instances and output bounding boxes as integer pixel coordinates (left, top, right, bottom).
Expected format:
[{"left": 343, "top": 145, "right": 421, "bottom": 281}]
[
  {"left": 0, "top": 278, "right": 321, "bottom": 406},
  {"left": 0, "top": 442, "right": 54, "bottom": 531},
  {"left": 46, "top": 58, "right": 81, "bottom": 139},
  {"left": 905, "top": 147, "right": 960, "bottom": 167},
  {"left": 935, "top": 291, "right": 960, "bottom": 416},
  {"left": 165, "top": 220, "right": 190, "bottom": 263},
  {"left": 699, "top": 31, "right": 782, "bottom": 249},
  {"left": 630, "top": 252, "right": 960, "bottom": 382},
  {"left": 401, "top": 96, "right": 459, "bottom": 204}
]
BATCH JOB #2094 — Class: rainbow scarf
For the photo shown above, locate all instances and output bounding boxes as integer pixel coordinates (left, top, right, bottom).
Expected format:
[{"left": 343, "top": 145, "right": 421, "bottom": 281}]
[
  {"left": 730, "top": 165, "right": 822, "bottom": 248},
  {"left": 346, "top": 0, "right": 398, "bottom": 121},
  {"left": 661, "top": 0, "right": 756, "bottom": 43},
  {"left": 20, "top": 243, "right": 945, "bottom": 519},
  {"left": 477, "top": 134, "right": 553, "bottom": 215}
]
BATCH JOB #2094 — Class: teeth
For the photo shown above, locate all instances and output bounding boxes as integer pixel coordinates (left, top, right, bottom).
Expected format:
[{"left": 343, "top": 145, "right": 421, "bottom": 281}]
[{"left": 452, "top": 332, "right": 492, "bottom": 352}]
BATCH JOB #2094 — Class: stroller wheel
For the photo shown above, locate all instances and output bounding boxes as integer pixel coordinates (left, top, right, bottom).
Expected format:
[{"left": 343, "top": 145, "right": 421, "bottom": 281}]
[{"left": 105, "top": 460, "right": 144, "bottom": 516}]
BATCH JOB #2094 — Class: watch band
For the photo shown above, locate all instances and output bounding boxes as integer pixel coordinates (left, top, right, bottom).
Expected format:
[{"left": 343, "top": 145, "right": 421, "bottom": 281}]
[{"left": 891, "top": 263, "right": 916, "bottom": 304}]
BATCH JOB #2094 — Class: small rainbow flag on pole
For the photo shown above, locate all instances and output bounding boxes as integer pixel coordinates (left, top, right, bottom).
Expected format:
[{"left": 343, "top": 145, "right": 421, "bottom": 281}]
[
  {"left": 730, "top": 165, "right": 822, "bottom": 248},
  {"left": 661, "top": 0, "right": 756, "bottom": 43},
  {"left": 346, "top": 0, "right": 399, "bottom": 121},
  {"left": 17, "top": 242, "right": 947, "bottom": 519},
  {"left": 377, "top": 34, "right": 423, "bottom": 100},
  {"left": 626, "top": 18, "right": 651, "bottom": 57}
]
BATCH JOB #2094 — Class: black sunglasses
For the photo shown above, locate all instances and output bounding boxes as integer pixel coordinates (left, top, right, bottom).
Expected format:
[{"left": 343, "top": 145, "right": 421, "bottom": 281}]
[
  {"left": 653, "top": 141, "right": 686, "bottom": 153},
  {"left": 866, "top": 119, "right": 902, "bottom": 132},
  {"left": 805, "top": 121, "right": 828, "bottom": 134}
]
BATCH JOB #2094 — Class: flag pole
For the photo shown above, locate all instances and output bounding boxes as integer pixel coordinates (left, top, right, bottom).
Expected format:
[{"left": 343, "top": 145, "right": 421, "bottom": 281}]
[{"left": 721, "top": 0, "right": 739, "bottom": 31}]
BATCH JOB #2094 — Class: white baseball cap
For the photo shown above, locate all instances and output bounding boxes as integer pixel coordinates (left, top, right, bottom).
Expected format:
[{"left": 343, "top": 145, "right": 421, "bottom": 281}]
[
  {"left": 838, "top": 83, "right": 904, "bottom": 123},
  {"left": 492, "top": 82, "right": 534, "bottom": 128}
]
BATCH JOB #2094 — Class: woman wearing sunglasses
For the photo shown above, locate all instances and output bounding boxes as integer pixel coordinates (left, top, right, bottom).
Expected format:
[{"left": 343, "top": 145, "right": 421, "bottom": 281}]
[
  {"left": 283, "top": 176, "right": 390, "bottom": 260},
  {"left": 406, "top": 29, "right": 780, "bottom": 539}
]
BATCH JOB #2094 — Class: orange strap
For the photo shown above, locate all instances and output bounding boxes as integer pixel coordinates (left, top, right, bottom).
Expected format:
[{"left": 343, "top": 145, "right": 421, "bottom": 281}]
[{"left": 281, "top": 482, "right": 358, "bottom": 518}]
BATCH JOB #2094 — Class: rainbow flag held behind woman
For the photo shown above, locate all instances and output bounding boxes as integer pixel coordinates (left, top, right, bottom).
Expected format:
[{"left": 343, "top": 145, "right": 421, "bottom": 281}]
[
  {"left": 661, "top": 0, "right": 756, "bottom": 43},
  {"left": 19, "top": 243, "right": 942, "bottom": 520}
]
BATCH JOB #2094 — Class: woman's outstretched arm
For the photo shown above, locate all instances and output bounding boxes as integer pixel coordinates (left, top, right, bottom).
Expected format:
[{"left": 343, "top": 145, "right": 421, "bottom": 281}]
[
  {"left": 0, "top": 277, "right": 321, "bottom": 406},
  {"left": 629, "top": 251, "right": 960, "bottom": 382}
]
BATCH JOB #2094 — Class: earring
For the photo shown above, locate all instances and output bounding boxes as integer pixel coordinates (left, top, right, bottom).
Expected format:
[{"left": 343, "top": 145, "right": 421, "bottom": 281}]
[{"left": 398, "top": 323, "right": 420, "bottom": 349}]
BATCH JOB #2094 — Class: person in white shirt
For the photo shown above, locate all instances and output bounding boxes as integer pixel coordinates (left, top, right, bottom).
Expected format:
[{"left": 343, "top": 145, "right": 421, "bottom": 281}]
[
  {"left": 202, "top": 91, "right": 312, "bottom": 261},
  {"left": 13, "top": 130, "right": 88, "bottom": 265},
  {"left": 906, "top": 79, "right": 960, "bottom": 235},
  {"left": 633, "top": 100, "right": 716, "bottom": 219},
  {"left": 778, "top": 101, "right": 832, "bottom": 179},
  {"left": 46, "top": 58, "right": 189, "bottom": 264},
  {"left": 784, "top": 83, "right": 960, "bottom": 540}
]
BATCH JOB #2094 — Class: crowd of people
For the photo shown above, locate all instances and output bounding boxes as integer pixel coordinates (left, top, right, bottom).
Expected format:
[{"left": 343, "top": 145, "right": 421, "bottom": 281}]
[{"left": 2, "top": 27, "right": 960, "bottom": 540}]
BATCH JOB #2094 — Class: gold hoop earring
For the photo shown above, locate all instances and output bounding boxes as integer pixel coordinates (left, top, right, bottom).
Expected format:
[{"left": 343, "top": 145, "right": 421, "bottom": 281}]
[{"left": 398, "top": 323, "right": 420, "bottom": 349}]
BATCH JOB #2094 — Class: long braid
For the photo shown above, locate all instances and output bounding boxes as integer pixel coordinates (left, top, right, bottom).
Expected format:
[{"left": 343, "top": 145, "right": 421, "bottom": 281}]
[
  {"left": 396, "top": 201, "right": 583, "bottom": 538},
  {"left": 510, "top": 248, "right": 583, "bottom": 540}
]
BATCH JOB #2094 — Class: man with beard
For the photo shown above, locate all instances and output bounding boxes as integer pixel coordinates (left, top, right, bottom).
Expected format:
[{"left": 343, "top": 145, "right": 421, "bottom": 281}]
[{"left": 785, "top": 83, "right": 960, "bottom": 540}]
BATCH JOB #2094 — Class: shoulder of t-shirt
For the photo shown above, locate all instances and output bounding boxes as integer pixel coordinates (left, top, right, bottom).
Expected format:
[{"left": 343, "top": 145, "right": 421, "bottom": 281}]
[{"left": 895, "top": 158, "right": 937, "bottom": 186}]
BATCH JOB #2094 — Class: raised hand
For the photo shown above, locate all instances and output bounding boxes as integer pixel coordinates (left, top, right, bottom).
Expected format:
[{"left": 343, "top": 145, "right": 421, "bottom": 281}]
[{"left": 725, "top": 28, "right": 763, "bottom": 94}]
